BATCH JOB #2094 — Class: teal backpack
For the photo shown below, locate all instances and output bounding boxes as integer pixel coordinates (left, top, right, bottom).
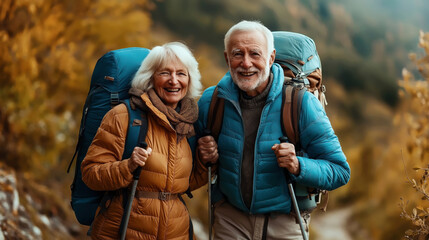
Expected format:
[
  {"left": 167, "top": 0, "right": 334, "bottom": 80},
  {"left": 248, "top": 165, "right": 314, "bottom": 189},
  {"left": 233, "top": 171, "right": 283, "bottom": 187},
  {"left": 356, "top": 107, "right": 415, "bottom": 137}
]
[
  {"left": 67, "top": 47, "right": 150, "bottom": 226},
  {"left": 273, "top": 31, "right": 327, "bottom": 152}
]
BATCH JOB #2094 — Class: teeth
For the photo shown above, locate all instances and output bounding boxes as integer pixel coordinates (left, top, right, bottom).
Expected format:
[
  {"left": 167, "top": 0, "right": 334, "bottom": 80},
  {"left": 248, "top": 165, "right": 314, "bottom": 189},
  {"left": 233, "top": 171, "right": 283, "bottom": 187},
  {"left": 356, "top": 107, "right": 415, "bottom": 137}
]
[
  {"left": 166, "top": 88, "right": 180, "bottom": 92},
  {"left": 241, "top": 72, "right": 255, "bottom": 76}
]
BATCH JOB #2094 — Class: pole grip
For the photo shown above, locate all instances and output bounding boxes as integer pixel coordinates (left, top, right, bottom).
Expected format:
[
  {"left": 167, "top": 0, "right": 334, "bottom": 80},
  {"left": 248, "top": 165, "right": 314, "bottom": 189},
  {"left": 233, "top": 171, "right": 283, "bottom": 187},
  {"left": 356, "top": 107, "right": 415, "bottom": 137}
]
[
  {"left": 278, "top": 137, "right": 293, "bottom": 183},
  {"left": 279, "top": 136, "right": 288, "bottom": 143},
  {"left": 132, "top": 142, "right": 147, "bottom": 180},
  {"left": 202, "top": 129, "right": 213, "bottom": 168}
]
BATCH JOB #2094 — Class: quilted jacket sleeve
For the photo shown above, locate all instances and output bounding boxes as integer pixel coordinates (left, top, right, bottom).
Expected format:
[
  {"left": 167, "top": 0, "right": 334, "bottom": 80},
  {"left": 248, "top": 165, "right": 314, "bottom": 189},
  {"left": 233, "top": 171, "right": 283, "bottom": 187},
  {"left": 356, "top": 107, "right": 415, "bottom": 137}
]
[
  {"left": 188, "top": 87, "right": 219, "bottom": 191},
  {"left": 292, "top": 92, "right": 351, "bottom": 191},
  {"left": 187, "top": 151, "right": 210, "bottom": 191},
  {"left": 81, "top": 104, "right": 133, "bottom": 191}
]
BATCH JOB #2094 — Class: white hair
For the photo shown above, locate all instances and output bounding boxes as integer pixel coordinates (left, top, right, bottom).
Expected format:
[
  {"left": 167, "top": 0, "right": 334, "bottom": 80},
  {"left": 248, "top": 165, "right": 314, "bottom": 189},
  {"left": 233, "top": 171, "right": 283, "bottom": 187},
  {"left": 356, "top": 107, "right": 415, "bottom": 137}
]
[
  {"left": 224, "top": 20, "right": 274, "bottom": 54},
  {"left": 131, "top": 42, "right": 202, "bottom": 99}
]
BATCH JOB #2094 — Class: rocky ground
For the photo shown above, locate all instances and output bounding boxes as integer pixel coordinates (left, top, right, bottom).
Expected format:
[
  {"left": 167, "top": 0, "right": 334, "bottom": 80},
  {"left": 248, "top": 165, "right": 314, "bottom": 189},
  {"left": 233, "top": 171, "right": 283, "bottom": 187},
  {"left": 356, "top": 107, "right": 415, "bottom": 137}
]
[{"left": 0, "top": 163, "right": 87, "bottom": 240}]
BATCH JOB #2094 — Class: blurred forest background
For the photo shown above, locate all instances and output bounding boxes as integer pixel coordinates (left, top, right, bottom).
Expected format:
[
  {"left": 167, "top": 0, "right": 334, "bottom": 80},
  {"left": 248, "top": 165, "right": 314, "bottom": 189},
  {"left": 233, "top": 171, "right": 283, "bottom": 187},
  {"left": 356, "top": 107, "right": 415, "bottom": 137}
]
[{"left": 1, "top": 0, "right": 429, "bottom": 239}]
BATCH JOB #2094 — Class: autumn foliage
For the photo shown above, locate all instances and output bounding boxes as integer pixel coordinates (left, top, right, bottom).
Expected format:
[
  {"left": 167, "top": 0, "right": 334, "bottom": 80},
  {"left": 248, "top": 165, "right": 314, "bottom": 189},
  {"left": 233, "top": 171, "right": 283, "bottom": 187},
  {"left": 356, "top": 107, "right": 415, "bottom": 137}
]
[
  {"left": 0, "top": 0, "right": 153, "bottom": 174},
  {"left": 398, "top": 31, "right": 429, "bottom": 239}
]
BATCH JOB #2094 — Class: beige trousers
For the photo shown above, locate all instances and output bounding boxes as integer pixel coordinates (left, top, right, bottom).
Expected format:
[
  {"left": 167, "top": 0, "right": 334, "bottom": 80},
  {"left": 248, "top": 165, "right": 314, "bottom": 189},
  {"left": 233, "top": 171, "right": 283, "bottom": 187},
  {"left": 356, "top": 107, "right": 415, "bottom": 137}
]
[{"left": 213, "top": 201, "right": 310, "bottom": 240}]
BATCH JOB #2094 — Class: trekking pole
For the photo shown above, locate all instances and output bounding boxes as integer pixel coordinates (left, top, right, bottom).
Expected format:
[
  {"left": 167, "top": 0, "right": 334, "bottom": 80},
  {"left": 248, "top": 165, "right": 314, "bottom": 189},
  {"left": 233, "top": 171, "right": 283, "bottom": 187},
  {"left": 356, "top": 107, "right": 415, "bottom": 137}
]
[
  {"left": 202, "top": 130, "right": 213, "bottom": 240},
  {"left": 119, "top": 141, "right": 147, "bottom": 240},
  {"left": 279, "top": 137, "right": 308, "bottom": 240},
  {"left": 207, "top": 162, "right": 212, "bottom": 240}
]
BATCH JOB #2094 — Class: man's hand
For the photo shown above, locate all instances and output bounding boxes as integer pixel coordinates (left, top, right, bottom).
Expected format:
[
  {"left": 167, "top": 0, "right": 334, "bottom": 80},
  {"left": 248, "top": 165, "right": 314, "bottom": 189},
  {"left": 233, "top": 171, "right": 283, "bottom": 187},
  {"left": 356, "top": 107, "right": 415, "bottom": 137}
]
[
  {"left": 128, "top": 146, "right": 152, "bottom": 172},
  {"left": 197, "top": 135, "right": 219, "bottom": 166},
  {"left": 271, "top": 143, "right": 300, "bottom": 176}
]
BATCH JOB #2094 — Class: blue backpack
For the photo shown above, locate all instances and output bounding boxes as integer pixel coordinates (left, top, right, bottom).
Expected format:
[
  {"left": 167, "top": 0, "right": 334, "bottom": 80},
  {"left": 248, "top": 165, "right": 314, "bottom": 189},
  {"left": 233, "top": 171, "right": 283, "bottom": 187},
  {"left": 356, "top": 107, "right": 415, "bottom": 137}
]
[
  {"left": 272, "top": 31, "right": 327, "bottom": 149},
  {"left": 67, "top": 47, "right": 150, "bottom": 226}
]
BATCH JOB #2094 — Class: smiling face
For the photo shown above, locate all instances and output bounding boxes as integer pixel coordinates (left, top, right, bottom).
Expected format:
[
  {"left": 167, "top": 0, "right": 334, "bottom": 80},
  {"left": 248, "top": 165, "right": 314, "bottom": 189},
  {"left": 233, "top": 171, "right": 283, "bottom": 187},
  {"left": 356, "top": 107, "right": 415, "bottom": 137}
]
[
  {"left": 153, "top": 58, "right": 189, "bottom": 109},
  {"left": 225, "top": 30, "right": 275, "bottom": 96}
]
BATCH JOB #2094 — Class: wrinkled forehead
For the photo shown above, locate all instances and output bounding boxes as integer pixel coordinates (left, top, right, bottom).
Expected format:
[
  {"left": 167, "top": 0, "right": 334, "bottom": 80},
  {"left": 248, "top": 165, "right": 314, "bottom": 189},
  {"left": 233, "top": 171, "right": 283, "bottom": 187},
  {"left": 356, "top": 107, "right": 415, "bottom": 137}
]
[
  {"left": 227, "top": 30, "right": 268, "bottom": 53},
  {"left": 157, "top": 56, "right": 187, "bottom": 71}
]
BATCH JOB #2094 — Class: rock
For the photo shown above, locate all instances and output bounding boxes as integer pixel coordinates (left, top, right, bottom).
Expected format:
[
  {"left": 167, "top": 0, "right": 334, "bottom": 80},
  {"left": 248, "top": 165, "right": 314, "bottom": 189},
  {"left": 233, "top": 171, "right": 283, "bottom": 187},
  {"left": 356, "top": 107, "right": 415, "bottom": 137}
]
[{"left": 0, "top": 163, "right": 86, "bottom": 239}]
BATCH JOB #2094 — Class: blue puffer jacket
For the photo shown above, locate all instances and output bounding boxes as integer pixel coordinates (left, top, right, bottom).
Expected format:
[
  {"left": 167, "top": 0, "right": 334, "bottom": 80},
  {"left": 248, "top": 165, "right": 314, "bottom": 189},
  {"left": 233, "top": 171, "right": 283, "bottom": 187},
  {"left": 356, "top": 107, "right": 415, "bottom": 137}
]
[{"left": 193, "top": 63, "right": 350, "bottom": 214}]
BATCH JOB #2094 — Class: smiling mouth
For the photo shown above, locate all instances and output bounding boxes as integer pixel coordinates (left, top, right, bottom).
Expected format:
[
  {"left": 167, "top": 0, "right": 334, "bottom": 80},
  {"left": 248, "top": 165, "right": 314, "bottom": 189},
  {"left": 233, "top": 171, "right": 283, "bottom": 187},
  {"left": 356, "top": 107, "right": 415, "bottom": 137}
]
[
  {"left": 165, "top": 88, "right": 180, "bottom": 92},
  {"left": 239, "top": 72, "right": 257, "bottom": 77}
]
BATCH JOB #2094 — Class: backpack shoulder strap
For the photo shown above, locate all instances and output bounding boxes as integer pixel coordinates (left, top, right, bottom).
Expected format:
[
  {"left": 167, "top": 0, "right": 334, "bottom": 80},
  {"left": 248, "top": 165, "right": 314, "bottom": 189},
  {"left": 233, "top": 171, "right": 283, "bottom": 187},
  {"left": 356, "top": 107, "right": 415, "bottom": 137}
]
[
  {"left": 122, "top": 99, "right": 148, "bottom": 159},
  {"left": 207, "top": 86, "right": 225, "bottom": 141},
  {"left": 91, "top": 99, "right": 148, "bottom": 232},
  {"left": 282, "top": 79, "right": 322, "bottom": 211},
  {"left": 281, "top": 78, "right": 306, "bottom": 152}
]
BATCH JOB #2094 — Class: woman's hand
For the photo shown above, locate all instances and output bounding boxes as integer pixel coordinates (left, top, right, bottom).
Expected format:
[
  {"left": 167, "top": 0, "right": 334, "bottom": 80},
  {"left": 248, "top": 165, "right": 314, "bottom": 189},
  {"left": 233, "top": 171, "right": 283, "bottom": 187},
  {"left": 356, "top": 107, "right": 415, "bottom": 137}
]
[
  {"left": 128, "top": 146, "right": 152, "bottom": 173},
  {"left": 271, "top": 143, "right": 300, "bottom": 176}
]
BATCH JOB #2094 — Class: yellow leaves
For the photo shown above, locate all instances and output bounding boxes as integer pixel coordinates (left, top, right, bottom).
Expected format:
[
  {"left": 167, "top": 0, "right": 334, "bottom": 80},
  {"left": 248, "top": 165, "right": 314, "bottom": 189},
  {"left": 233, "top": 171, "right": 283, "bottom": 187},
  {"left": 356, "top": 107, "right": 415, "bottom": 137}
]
[
  {"left": 88, "top": 9, "right": 152, "bottom": 49},
  {"left": 11, "top": 30, "right": 31, "bottom": 59},
  {"left": 401, "top": 68, "right": 412, "bottom": 82},
  {"left": 92, "top": 0, "right": 128, "bottom": 17},
  {"left": 398, "top": 31, "right": 429, "bottom": 238},
  {"left": 34, "top": 8, "right": 65, "bottom": 45},
  {"left": 419, "top": 31, "right": 429, "bottom": 54},
  {"left": 0, "top": 0, "right": 154, "bottom": 172},
  {"left": 412, "top": 179, "right": 417, "bottom": 187},
  {"left": 0, "top": 30, "right": 9, "bottom": 44},
  {"left": 400, "top": 194, "right": 429, "bottom": 238},
  {"left": 0, "top": 0, "right": 13, "bottom": 22},
  {"left": 398, "top": 37, "right": 429, "bottom": 163}
]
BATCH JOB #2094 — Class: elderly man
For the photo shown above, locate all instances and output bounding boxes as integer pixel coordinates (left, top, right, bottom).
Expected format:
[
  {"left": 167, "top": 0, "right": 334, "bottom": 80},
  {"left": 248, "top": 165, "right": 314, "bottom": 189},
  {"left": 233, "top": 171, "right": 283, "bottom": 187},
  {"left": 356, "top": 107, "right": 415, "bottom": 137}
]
[{"left": 194, "top": 20, "right": 350, "bottom": 240}]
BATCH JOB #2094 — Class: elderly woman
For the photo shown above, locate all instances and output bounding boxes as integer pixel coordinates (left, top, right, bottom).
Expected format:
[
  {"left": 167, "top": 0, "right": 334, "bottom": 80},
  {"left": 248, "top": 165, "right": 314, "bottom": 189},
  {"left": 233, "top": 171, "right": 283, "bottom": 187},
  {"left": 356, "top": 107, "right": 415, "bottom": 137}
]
[{"left": 81, "top": 42, "right": 208, "bottom": 240}]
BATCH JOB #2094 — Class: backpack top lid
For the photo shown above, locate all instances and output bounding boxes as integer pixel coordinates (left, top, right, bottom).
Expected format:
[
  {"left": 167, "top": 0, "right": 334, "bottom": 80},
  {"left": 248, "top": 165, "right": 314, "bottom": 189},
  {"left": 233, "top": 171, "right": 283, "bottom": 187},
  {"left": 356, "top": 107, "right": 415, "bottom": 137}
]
[
  {"left": 90, "top": 47, "right": 150, "bottom": 92},
  {"left": 273, "top": 31, "right": 321, "bottom": 76}
]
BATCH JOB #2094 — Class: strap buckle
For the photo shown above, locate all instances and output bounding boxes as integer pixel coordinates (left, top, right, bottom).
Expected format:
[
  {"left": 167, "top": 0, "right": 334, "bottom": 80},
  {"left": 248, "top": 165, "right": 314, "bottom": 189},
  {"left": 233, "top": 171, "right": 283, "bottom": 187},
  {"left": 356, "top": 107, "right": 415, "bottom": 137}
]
[
  {"left": 110, "top": 92, "right": 120, "bottom": 106},
  {"left": 159, "top": 192, "right": 171, "bottom": 201},
  {"left": 316, "top": 193, "right": 322, "bottom": 204}
]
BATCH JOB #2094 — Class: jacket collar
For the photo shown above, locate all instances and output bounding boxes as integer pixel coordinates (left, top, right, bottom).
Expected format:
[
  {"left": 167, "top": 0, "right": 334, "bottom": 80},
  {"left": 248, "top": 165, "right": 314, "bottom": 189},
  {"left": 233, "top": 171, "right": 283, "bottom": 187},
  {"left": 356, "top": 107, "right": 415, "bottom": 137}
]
[{"left": 141, "top": 93, "right": 174, "bottom": 131}]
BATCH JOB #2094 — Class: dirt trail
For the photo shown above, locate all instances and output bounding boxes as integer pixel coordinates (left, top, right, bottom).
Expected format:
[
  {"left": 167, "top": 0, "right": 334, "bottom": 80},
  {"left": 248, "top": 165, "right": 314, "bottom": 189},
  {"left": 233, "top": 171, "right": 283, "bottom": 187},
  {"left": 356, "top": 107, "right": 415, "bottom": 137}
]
[{"left": 310, "top": 207, "right": 353, "bottom": 240}]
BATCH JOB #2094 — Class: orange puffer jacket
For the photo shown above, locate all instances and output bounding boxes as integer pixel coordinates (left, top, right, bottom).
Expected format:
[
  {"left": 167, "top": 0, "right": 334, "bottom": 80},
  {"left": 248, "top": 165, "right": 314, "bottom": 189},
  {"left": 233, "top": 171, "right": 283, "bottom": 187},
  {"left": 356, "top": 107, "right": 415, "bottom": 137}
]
[{"left": 81, "top": 93, "right": 207, "bottom": 240}]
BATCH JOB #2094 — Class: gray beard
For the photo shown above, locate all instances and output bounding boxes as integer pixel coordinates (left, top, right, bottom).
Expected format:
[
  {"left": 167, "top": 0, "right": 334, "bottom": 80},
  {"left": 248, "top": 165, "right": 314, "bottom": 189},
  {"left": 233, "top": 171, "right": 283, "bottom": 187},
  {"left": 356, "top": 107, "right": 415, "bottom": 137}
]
[{"left": 230, "top": 63, "right": 271, "bottom": 92}]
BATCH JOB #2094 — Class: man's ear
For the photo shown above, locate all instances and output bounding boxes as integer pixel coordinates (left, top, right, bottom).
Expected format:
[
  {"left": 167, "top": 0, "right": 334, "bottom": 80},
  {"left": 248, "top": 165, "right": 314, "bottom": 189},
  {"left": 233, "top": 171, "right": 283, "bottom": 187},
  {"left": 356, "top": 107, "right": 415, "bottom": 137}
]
[
  {"left": 224, "top": 51, "right": 229, "bottom": 66},
  {"left": 269, "top": 49, "right": 276, "bottom": 66}
]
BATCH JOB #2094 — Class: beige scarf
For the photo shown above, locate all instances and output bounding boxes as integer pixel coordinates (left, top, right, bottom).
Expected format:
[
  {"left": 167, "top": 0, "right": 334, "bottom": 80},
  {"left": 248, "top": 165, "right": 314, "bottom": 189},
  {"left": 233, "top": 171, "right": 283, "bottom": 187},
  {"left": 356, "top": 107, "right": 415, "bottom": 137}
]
[{"left": 129, "top": 88, "right": 198, "bottom": 142}]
